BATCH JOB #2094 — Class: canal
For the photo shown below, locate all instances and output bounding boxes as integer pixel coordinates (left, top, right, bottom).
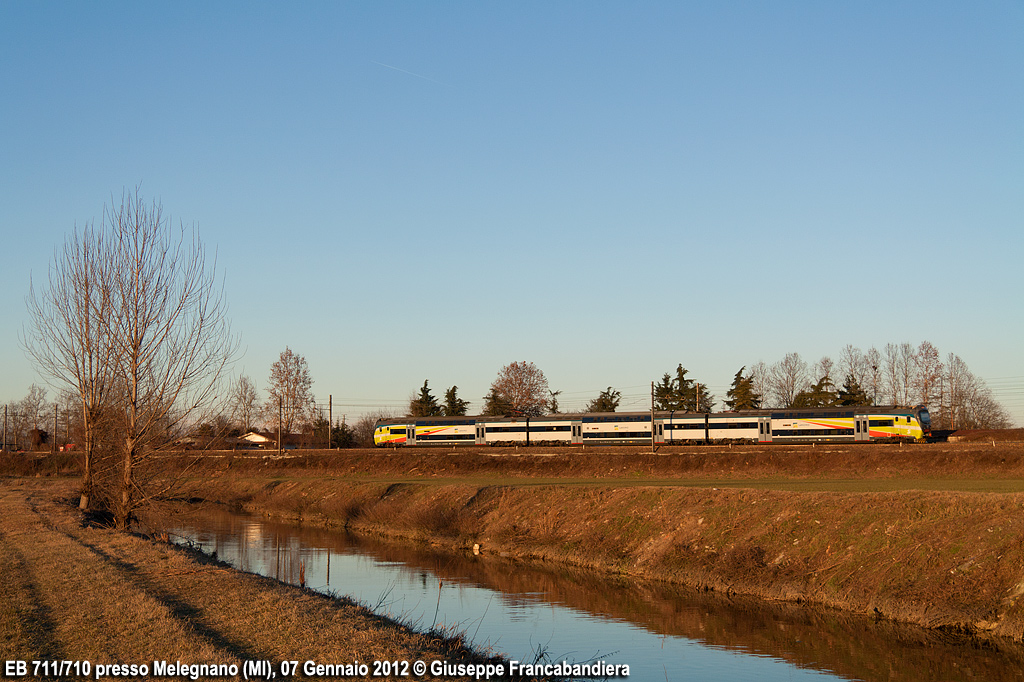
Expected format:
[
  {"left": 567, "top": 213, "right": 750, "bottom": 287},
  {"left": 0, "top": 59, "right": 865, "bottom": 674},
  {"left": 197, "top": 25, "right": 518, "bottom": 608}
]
[{"left": 144, "top": 503, "right": 1024, "bottom": 681}]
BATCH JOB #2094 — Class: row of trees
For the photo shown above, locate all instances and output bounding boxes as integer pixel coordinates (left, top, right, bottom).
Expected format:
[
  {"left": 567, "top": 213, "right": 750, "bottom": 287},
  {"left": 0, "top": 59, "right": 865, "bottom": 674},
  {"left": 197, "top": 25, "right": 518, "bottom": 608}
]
[
  {"left": 741, "top": 343, "right": 1011, "bottom": 429},
  {"left": 403, "top": 347, "right": 1010, "bottom": 430}
]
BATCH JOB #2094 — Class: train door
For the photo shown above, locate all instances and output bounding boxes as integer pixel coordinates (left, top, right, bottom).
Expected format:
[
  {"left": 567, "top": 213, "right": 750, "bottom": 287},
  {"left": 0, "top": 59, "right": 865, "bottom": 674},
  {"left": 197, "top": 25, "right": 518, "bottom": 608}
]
[
  {"left": 653, "top": 419, "right": 665, "bottom": 444},
  {"left": 571, "top": 420, "right": 583, "bottom": 444},
  {"left": 854, "top": 415, "right": 870, "bottom": 441},
  {"left": 475, "top": 423, "right": 486, "bottom": 445},
  {"left": 407, "top": 424, "right": 416, "bottom": 446},
  {"left": 758, "top": 416, "right": 772, "bottom": 443}
]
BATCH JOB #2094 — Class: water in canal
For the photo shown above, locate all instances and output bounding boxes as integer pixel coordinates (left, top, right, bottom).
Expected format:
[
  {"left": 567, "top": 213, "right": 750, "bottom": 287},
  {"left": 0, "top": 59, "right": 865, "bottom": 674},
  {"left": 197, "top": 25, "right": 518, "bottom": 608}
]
[{"left": 144, "top": 503, "right": 1024, "bottom": 682}]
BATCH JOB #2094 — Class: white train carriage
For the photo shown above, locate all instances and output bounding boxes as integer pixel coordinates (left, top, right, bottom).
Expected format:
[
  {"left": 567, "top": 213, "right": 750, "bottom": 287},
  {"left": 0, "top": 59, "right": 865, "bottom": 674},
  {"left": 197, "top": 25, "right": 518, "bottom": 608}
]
[
  {"left": 581, "top": 413, "right": 652, "bottom": 444},
  {"left": 664, "top": 414, "right": 708, "bottom": 443},
  {"left": 707, "top": 414, "right": 761, "bottom": 441},
  {"left": 477, "top": 416, "right": 574, "bottom": 445}
]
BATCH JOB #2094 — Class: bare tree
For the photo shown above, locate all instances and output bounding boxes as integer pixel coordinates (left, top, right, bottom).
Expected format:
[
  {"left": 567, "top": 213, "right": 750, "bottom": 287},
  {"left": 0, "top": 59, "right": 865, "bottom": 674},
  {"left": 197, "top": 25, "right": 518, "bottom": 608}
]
[
  {"left": 944, "top": 353, "right": 971, "bottom": 429},
  {"left": 838, "top": 345, "right": 870, "bottom": 390},
  {"left": 939, "top": 353, "right": 1010, "bottom": 429},
  {"left": 914, "top": 341, "right": 943, "bottom": 408},
  {"left": 489, "top": 361, "right": 550, "bottom": 416},
  {"left": 769, "top": 352, "right": 809, "bottom": 408},
  {"left": 18, "top": 385, "right": 50, "bottom": 438},
  {"left": 883, "top": 343, "right": 904, "bottom": 405},
  {"left": 896, "top": 343, "right": 918, "bottom": 405},
  {"left": 864, "top": 346, "right": 883, "bottom": 406},
  {"left": 3, "top": 391, "right": 41, "bottom": 451},
  {"left": 23, "top": 222, "right": 116, "bottom": 508},
  {"left": 229, "top": 375, "right": 262, "bottom": 434},
  {"left": 102, "top": 189, "right": 237, "bottom": 528},
  {"left": 747, "top": 361, "right": 771, "bottom": 408},
  {"left": 812, "top": 356, "right": 835, "bottom": 384},
  {"left": 56, "top": 388, "right": 84, "bottom": 449},
  {"left": 265, "top": 347, "right": 315, "bottom": 436}
]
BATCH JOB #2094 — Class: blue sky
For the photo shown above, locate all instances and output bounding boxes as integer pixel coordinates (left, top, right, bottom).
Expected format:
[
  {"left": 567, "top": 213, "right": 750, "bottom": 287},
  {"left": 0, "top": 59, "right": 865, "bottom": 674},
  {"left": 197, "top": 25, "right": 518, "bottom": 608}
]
[{"left": 2, "top": 1, "right": 1022, "bottom": 424}]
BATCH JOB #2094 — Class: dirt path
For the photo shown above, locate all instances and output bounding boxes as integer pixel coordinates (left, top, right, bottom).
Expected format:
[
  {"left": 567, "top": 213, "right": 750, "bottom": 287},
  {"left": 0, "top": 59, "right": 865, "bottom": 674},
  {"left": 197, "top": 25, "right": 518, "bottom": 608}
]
[{"left": 0, "top": 479, "right": 500, "bottom": 675}]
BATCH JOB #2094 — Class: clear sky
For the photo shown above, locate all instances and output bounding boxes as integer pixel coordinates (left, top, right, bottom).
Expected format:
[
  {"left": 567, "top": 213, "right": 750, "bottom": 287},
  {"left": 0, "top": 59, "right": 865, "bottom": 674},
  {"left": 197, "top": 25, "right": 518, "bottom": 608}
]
[{"left": 2, "top": 1, "right": 1022, "bottom": 424}]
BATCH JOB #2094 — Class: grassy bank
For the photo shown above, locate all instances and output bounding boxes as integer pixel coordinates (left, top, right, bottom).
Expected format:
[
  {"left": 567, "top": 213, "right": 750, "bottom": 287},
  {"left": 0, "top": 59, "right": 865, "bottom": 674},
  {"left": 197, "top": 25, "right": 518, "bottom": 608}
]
[
  {"left": 167, "top": 443, "right": 1024, "bottom": 641},
  {"left": 0, "top": 479, "right": 506, "bottom": 675}
]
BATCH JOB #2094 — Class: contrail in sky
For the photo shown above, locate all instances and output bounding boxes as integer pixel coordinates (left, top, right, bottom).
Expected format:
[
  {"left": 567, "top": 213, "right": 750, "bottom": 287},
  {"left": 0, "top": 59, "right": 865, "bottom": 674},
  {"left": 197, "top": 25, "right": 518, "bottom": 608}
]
[{"left": 371, "top": 60, "right": 453, "bottom": 87}]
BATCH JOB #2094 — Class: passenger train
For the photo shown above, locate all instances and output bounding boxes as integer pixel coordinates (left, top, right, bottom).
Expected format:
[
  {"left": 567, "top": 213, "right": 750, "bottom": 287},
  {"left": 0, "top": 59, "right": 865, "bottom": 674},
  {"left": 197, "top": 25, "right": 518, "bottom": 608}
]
[{"left": 373, "top": 405, "right": 931, "bottom": 446}]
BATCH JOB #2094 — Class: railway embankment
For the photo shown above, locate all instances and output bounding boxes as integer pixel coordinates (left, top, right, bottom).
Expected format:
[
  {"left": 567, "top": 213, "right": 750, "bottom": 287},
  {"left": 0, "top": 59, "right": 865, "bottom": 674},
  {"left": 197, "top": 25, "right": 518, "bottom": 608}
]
[{"left": 168, "top": 442, "right": 1024, "bottom": 642}]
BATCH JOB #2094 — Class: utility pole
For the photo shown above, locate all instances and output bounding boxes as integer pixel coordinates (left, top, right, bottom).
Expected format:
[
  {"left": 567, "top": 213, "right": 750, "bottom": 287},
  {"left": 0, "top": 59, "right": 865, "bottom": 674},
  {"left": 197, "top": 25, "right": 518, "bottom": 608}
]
[
  {"left": 650, "top": 381, "right": 655, "bottom": 453},
  {"left": 278, "top": 397, "right": 283, "bottom": 457},
  {"left": 53, "top": 404, "right": 58, "bottom": 455},
  {"left": 3, "top": 404, "right": 7, "bottom": 452},
  {"left": 328, "top": 395, "right": 333, "bottom": 450}
]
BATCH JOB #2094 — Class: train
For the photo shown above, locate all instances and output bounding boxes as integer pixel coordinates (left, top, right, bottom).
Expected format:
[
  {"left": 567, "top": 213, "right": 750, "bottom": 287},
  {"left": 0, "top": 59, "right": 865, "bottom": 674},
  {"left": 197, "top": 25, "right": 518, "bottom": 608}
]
[{"left": 373, "top": 404, "right": 932, "bottom": 446}]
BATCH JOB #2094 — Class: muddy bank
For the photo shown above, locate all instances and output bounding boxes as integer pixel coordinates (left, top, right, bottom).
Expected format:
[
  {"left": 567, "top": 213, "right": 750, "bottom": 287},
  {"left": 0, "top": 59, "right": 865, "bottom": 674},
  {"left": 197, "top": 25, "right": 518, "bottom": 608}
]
[{"left": 174, "top": 470, "right": 1024, "bottom": 642}]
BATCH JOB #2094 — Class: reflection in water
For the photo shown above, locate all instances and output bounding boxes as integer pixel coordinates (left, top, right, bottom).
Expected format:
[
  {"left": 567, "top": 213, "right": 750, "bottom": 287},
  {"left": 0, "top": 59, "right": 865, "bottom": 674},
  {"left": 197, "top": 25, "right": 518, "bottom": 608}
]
[{"left": 143, "top": 503, "right": 1024, "bottom": 682}]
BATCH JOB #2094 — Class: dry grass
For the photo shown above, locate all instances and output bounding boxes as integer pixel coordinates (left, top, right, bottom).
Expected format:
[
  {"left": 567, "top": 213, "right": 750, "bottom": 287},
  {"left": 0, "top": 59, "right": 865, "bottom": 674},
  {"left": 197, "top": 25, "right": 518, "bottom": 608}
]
[
  {"left": 156, "top": 442, "right": 1024, "bottom": 642},
  {"left": 0, "top": 479, "right": 505, "bottom": 675}
]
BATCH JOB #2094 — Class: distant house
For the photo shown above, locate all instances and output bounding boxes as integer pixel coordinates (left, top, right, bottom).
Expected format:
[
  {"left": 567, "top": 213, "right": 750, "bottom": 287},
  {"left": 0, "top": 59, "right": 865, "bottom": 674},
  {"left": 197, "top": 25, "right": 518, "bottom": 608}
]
[{"left": 238, "top": 431, "right": 274, "bottom": 448}]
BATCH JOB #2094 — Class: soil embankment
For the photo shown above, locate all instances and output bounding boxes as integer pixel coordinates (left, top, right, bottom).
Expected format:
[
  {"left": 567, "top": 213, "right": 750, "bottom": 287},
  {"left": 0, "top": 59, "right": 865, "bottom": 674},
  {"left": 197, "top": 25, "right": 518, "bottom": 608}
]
[
  {"left": 0, "top": 479, "right": 504, "bottom": 671},
  {"left": 169, "top": 442, "right": 1024, "bottom": 641}
]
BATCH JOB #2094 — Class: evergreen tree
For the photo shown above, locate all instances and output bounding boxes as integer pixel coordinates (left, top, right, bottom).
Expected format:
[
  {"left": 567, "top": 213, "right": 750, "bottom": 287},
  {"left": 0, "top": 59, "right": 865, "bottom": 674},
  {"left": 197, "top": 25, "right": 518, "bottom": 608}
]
[
  {"left": 724, "top": 366, "right": 761, "bottom": 410},
  {"left": 692, "top": 382, "right": 715, "bottom": 413},
  {"left": 586, "top": 387, "right": 621, "bottom": 412},
  {"left": 792, "top": 376, "right": 839, "bottom": 408},
  {"left": 442, "top": 386, "right": 469, "bottom": 416},
  {"left": 481, "top": 388, "right": 513, "bottom": 417},
  {"left": 674, "top": 365, "right": 696, "bottom": 410},
  {"left": 837, "top": 373, "right": 871, "bottom": 406},
  {"left": 654, "top": 365, "right": 715, "bottom": 412},
  {"left": 409, "top": 380, "right": 442, "bottom": 417},
  {"left": 331, "top": 420, "right": 356, "bottom": 448},
  {"left": 653, "top": 372, "right": 682, "bottom": 411}
]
